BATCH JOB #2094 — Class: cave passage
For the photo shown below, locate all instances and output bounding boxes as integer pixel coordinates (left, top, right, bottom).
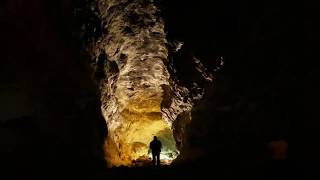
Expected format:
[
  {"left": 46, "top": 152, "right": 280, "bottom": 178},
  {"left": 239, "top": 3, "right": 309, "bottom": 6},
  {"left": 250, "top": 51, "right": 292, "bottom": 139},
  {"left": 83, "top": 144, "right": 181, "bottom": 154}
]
[
  {"left": 91, "top": 0, "right": 194, "bottom": 167},
  {"left": 104, "top": 89, "right": 179, "bottom": 166}
]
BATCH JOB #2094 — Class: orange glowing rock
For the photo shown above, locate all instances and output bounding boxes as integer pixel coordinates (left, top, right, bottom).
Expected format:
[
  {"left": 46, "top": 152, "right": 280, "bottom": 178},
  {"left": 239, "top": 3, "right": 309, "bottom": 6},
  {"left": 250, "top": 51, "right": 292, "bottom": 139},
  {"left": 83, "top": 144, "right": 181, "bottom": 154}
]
[{"left": 90, "top": 0, "right": 208, "bottom": 167}]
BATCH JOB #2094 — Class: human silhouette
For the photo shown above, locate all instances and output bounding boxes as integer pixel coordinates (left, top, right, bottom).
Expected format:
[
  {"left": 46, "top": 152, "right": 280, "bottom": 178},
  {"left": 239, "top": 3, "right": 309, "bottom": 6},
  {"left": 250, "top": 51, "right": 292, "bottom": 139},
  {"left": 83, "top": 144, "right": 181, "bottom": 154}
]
[{"left": 149, "top": 136, "right": 162, "bottom": 166}]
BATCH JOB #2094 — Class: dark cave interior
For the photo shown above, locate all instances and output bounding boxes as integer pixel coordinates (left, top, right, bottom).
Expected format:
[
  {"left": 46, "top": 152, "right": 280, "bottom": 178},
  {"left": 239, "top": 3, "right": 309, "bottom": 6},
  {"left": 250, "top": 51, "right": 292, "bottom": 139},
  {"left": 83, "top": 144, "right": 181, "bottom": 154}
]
[{"left": 0, "top": 0, "right": 318, "bottom": 178}]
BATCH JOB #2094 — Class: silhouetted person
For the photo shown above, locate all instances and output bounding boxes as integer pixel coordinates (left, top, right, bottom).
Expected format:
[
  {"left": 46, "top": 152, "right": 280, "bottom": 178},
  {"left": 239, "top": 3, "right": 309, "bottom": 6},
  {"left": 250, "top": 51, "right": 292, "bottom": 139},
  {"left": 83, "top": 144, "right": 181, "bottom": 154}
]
[{"left": 150, "top": 136, "right": 162, "bottom": 166}]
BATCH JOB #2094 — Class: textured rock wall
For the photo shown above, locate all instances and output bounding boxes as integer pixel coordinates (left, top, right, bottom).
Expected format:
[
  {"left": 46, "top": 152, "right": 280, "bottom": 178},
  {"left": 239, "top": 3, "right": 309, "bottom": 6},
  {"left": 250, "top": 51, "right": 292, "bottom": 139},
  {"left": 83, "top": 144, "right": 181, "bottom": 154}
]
[{"left": 89, "top": 0, "right": 208, "bottom": 166}]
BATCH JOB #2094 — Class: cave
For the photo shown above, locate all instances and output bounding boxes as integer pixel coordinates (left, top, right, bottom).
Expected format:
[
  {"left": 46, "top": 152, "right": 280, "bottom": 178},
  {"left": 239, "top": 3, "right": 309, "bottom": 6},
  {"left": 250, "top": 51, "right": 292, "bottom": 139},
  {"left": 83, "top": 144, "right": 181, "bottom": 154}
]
[
  {"left": 1, "top": 0, "right": 311, "bottom": 178},
  {"left": 102, "top": 79, "right": 181, "bottom": 166},
  {"left": 89, "top": 0, "right": 197, "bottom": 167}
]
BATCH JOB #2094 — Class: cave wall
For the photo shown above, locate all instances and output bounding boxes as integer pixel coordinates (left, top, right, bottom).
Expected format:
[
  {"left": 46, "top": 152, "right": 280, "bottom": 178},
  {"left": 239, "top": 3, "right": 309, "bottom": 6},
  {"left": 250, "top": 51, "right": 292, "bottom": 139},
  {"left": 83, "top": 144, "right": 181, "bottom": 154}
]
[
  {"left": 1, "top": 0, "right": 317, "bottom": 177},
  {"left": 89, "top": 0, "right": 195, "bottom": 166},
  {"left": 0, "top": 0, "right": 107, "bottom": 172}
]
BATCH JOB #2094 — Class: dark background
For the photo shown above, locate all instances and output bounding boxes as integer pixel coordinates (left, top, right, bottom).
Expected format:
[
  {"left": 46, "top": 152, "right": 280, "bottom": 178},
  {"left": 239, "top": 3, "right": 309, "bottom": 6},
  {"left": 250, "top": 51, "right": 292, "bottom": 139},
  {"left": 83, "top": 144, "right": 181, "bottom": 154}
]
[{"left": 0, "top": 0, "right": 317, "bottom": 178}]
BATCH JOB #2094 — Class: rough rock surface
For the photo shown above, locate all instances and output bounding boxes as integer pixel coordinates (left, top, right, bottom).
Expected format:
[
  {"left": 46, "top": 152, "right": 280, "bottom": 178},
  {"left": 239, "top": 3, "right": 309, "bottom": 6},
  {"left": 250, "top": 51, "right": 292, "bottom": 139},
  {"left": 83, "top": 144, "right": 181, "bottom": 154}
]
[{"left": 89, "top": 0, "right": 211, "bottom": 166}]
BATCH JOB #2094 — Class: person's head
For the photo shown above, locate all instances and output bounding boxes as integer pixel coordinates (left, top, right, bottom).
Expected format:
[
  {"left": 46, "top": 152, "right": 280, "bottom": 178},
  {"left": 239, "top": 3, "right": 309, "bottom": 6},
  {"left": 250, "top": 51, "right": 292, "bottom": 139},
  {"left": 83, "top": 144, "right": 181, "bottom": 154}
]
[{"left": 154, "top": 136, "right": 157, "bottom": 140}]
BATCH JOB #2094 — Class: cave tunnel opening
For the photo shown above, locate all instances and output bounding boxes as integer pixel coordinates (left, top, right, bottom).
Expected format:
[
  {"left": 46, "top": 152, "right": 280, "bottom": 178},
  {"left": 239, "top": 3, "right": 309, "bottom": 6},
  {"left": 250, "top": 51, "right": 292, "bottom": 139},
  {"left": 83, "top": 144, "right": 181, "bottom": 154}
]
[
  {"left": 103, "top": 88, "right": 181, "bottom": 167},
  {"left": 104, "top": 113, "right": 180, "bottom": 167}
]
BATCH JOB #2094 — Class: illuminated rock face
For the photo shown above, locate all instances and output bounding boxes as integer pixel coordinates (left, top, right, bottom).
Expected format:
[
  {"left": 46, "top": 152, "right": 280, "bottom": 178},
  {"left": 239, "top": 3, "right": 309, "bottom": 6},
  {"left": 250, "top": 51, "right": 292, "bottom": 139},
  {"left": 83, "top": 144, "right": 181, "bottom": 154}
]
[{"left": 92, "top": 0, "right": 197, "bottom": 166}]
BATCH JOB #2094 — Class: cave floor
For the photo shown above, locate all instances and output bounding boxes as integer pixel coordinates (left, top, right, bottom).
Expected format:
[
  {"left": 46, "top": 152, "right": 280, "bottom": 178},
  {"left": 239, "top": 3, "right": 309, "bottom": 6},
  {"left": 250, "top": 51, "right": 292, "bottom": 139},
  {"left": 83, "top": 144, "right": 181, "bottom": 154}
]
[{"left": 131, "top": 158, "right": 173, "bottom": 167}]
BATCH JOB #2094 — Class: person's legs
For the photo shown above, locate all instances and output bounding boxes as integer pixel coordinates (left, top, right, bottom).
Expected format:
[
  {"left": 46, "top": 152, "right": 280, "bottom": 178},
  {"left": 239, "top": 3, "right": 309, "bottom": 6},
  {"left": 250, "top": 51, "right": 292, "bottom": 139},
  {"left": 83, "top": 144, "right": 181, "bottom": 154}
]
[
  {"left": 156, "top": 153, "right": 160, "bottom": 166},
  {"left": 152, "top": 153, "right": 156, "bottom": 166}
]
